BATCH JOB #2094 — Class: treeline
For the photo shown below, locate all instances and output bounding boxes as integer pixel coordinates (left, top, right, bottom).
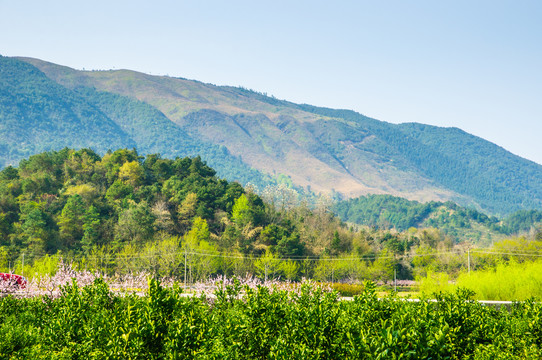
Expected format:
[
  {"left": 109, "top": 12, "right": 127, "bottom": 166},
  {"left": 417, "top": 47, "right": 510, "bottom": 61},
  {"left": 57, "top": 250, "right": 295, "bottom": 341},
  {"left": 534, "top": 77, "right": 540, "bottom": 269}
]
[
  {"left": 335, "top": 194, "right": 542, "bottom": 239},
  {"left": 4, "top": 149, "right": 542, "bottom": 285},
  {"left": 0, "top": 149, "right": 464, "bottom": 283}
]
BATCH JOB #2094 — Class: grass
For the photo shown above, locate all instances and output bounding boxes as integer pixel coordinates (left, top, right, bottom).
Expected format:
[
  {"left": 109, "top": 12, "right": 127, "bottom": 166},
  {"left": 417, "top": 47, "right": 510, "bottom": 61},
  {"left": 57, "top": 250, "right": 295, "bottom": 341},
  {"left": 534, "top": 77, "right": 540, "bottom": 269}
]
[{"left": 417, "top": 259, "right": 542, "bottom": 301}]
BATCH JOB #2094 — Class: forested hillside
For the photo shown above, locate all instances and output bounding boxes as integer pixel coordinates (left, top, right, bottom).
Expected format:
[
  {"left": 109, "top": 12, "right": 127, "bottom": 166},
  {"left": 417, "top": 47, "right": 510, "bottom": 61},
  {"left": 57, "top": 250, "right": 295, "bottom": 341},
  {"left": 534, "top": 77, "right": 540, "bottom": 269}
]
[
  {"left": 0, "top": 55, "right": 274, "bottom": 189},
  {"left": 335, "top": 194, "right": 542, "bottom": 243},
  {"left": 2, "top": 149, "right": 542, "bottom": 288},
  {"left": 0, "top": 57, "right": 133, "bottom": 164},
  {"left": 294, "top": 105, "right": 542, "bottom": 214},
  {"left": 0, "top": 149, "right": 345, "bottom": 265},
  {"left": 0, "top": 149, "right": 462, "bottom": 281},
  {"left": 1, "top": 55, "right": 541, "bottom": 215}
]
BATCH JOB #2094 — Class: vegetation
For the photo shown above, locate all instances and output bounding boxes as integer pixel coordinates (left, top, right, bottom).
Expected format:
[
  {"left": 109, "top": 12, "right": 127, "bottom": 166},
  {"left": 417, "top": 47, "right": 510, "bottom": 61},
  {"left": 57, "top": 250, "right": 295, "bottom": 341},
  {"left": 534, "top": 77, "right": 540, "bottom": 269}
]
[
  {"left": 0, "top": 148, "right": 465, "bottom": 284},
  {"left": 2, "top": 55, "right": 542, "bottom": 358},
  {"left": 9, "top": 55, "right": 542, "bottom": 216},
  {"left": 295, "top": 105, "right": 542, "bottom": 215},
  {"left": 1, "top": 279, "right": 542, "bottom": 359},
  {"left": 418, "top": 237, "right": 542, "bottom": 301},
  {"left": 0, "top": 55, "right": 275, "bottom": 190},
  {"left": 0, "top": 56, "right": 133, "bottom": 166},
  {"left": 335, "top": 194, "right": 542, "bottom": 242},
  {"left": 2, "top": 149, "right": 542, "bottom": 292}
]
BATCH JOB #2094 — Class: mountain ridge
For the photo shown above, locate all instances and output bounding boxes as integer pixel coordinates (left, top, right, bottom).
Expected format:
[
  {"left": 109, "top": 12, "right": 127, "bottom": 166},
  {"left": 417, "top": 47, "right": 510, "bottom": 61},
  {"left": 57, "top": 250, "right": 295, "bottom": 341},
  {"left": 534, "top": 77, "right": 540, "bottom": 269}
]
[{"left": 2, "top": 55, "right": 541, "bottom": 215}]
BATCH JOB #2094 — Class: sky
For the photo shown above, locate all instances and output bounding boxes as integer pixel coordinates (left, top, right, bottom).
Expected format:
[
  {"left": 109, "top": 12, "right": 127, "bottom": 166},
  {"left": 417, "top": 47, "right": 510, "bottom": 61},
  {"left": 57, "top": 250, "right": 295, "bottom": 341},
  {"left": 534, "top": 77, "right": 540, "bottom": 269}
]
[{"left": 1, "top": 0, "right": 541, "bottom": 164}]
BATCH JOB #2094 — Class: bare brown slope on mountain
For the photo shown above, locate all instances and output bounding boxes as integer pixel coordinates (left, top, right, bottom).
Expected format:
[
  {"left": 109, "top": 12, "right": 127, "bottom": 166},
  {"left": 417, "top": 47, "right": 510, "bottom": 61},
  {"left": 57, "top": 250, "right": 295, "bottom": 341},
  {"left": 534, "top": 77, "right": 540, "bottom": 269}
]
[{"left": 20, "top": 57, "right": 462, "bottom": 203}]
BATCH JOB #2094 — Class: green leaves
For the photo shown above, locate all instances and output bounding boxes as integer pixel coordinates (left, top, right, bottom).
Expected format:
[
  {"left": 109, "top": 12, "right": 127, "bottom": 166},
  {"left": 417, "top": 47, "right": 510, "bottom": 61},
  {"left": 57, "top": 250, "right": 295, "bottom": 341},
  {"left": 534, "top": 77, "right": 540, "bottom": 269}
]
[{"left": 1, "top": 280, "right": 542, "bottom": 358}]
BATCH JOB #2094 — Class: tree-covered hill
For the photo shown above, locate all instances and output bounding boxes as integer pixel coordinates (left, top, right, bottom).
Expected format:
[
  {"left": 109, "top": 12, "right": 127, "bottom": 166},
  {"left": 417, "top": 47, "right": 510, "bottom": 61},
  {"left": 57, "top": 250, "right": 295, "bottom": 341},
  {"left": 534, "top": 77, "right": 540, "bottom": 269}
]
[
  {"left": 0, "top": 148, "right": 301, "bottom": 261},
  {"left": 335, "top": 194, "right": 542, "bottom": 243},
  {"left": 3, "top": 55, "right": 542, "bottom": 215},
  {"left": 2, "top": 149, "right": 542, "bottom": 285},
  {"left": 0, "top": 55, "right": 274, "bottom": 189},
  {"left": 0, "top": 56, "right": 134, "bottom": 165}
]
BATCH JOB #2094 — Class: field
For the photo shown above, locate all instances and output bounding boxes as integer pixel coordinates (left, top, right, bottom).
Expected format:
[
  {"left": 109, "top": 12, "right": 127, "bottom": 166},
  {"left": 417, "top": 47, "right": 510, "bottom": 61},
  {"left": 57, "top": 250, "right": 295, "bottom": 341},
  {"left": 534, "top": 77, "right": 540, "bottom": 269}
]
[{"left": 1, "top": 276, "right": 542, "bottom": 359}]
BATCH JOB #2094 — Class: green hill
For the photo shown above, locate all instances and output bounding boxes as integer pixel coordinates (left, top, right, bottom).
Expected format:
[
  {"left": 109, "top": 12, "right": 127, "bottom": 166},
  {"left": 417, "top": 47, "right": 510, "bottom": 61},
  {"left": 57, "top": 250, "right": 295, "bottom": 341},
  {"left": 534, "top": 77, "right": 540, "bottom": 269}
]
[
  {"left": 0, "top": 56, "right": 273, "bottom": 188},
  {"left": 335, "top": 194, "right": 542, "bottom": 244},
  {"left": 1, "top": 55, "right": 541, "bottom": 215},
  {"left": 0, "top": 56, "right": 134, "bottom": 165}
]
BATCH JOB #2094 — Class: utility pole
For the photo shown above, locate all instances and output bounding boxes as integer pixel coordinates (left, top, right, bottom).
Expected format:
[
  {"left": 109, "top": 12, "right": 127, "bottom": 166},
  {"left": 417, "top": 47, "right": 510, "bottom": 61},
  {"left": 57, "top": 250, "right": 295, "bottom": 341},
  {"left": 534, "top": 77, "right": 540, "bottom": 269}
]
[
  {"left": 468, "top": 248, "right": 471, "bottom": 275},
  {"left": 21, "top": 253, "right": 25, "bottom": 277},
  {"left": 394, "top": 267, "right": 397, "bottom": 292},
  {"left": 184, "top": 248, "right": 187, "bottom": 289}
]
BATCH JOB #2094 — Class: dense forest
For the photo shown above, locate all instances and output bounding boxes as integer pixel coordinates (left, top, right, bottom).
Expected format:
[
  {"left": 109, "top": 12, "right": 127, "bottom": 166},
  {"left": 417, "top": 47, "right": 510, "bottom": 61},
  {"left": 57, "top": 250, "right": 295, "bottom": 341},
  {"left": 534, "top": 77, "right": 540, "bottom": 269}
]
[
  {"left": 335, "top": 194, "right": 542, "bottom": 241},
  {"left": 2, "top": 149, "right": 542, "bottom": 286}
]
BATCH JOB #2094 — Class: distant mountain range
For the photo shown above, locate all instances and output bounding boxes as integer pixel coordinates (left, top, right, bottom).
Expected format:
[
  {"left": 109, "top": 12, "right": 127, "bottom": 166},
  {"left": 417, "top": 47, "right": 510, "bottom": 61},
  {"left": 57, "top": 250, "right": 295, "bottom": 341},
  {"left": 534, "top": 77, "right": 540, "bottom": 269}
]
[{"left": 1, "top": 55, "right": 541, "bottom": 215}]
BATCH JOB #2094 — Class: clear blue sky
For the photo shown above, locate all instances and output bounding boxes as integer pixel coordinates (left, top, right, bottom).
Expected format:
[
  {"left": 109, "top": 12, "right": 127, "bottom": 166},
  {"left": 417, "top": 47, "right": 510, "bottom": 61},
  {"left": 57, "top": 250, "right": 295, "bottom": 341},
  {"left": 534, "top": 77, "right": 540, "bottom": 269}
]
[{"left": 1, "top": 0, "right": 541, "bottom": 164}]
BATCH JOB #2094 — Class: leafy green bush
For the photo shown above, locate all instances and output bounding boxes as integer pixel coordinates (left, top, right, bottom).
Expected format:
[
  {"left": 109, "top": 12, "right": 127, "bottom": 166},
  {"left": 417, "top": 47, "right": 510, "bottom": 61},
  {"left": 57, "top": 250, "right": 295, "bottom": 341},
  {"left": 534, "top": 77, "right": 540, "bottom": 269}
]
[
  {"left": 1, "top": 279, "right": 542, "bottom": 358},
  {"left": 328, "top": 282, "right": 364, "bottom": 297}
]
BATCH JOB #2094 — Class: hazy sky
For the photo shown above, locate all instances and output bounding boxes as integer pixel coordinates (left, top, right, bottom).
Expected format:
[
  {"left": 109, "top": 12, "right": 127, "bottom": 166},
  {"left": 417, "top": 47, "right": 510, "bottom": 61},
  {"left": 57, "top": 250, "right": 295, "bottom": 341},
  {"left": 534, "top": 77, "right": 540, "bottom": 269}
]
[{"left": 1, "top": 0, "right": 541, "bottom": 164}]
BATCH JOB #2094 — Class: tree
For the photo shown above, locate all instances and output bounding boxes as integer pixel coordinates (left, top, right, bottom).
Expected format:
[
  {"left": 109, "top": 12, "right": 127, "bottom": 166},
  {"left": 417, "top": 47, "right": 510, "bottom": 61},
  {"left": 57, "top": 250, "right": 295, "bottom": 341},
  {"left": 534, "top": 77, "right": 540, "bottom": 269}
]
[
  {"left": 331, "top": 230, "right": 342, "bottom": 254},
  {"left": 254, "top": 250, "right": 281, "bottom": 281},
  {"left": 275, "top": 232, "right": 304, "bottom": 257},
  {"left": 370, "top": 249, "right": 396, "bottom": 282},
  {"left": 118, "top": 160, "right": 144, "bottom": 187},
  {"left": 81, "top": 205, "right": 101, "bottom": 253},
  {"left": 184, "top": 217, "right": 210, "bottom": 248},
  {"left": 58, "top": 195, "right": 86, "bottom": 249},
  {"left": 21, "top": 208, "right": 49, "bottom": 257},
  {"left": 280, "top": 260, "right": 299, "bottom": 281},
  {"left": 177, "top": 193, "right": 198, "bottom": 233},
  {"left": 232, "top": 194, "right": 252, "bottom": 228},
  {"left": 231, "top": 193, "right": 265, "bottom": 228},
  {"left": 115, "top": 202, "right": 156, "bottom": 245}
]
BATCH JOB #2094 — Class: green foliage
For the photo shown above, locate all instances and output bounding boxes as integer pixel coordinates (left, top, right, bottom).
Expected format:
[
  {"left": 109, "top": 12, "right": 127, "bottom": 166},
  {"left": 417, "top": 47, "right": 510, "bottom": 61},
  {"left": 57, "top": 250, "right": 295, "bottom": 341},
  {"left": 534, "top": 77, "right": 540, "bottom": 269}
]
[
  {"left": 58, "top": 195, "right": 86, "bottom": 249},
  {"left": 0, "top": 56, "right": 134, "bottom": 166},
  {"left": 3, "top": 148, "right": 413, "bottom": 282},
  {"left": 1, "top": 280, "right": 542, "bottom": 358},
  {"left": 455, "top": 259, "right": 542, "bottom": 301},
  {"left": 5, "top": 56, "right": 542, "bottom": 218},
  {"left": 0, "top": 56, "right": 276, "bottom": 192},
  {"left": 328, "top": 282, "right": 365, "bottom": 297},
  {"left": 334, "top": 194, "right": 535, "bottom": 243},
  {"left": 501, "top": 209, "right": 542, "bottom": 234},
  {"left": 417, "top": 271, "right": 454, "bottom": 297}
]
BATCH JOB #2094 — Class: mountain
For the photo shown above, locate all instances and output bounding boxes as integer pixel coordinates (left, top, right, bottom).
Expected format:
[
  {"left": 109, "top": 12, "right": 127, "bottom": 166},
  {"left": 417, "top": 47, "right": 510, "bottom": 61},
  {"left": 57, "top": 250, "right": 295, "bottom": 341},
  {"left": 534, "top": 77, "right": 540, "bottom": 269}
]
[
  {"left": 1, "top": 55, "right": 541, "bottom": 215},
  {"left": 0, "top": 56, "right": 134, "bottom": 163},
  {"left": 0, "top": 56, "right": 273, "bottom": 188}
]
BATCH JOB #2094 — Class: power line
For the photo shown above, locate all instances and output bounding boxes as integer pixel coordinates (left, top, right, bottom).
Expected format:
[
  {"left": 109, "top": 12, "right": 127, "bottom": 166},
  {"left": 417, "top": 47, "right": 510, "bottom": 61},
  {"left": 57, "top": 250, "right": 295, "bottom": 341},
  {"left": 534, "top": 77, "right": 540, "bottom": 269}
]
[{"left": 55, "top": 247, "right": 542, "bottom": 265}]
